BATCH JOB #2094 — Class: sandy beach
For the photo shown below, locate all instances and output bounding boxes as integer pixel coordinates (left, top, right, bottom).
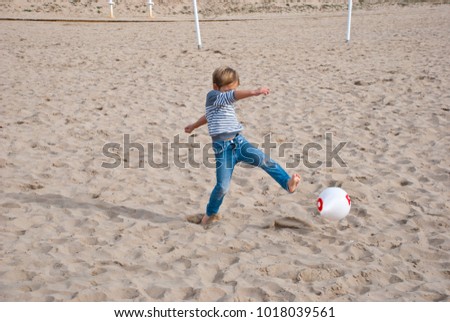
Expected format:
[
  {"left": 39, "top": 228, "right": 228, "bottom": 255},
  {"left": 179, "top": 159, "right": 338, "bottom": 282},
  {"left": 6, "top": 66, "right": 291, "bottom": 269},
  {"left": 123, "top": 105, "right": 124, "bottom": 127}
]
[{"left": 1, "top": 2, "right": 449, "bottom": 301}]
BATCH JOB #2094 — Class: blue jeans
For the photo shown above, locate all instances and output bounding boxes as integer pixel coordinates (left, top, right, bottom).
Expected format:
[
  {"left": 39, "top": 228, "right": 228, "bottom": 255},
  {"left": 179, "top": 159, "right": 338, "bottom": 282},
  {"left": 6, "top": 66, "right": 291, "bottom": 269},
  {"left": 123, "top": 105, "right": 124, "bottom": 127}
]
[{"left": 206, "top": 134, "right": 291, "bottom": 216}]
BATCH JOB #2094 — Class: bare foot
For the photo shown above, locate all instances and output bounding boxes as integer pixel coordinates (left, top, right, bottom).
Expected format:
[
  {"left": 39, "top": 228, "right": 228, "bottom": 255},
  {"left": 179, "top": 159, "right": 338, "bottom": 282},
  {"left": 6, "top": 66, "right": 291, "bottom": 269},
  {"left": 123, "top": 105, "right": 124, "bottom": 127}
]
[
  {"left": 288, "top": 174, "right": 301, "bottom": 193},
  {"left": 201, "top": 215, "right": 210, "bottom": 226},
  {"left": 201, "top": 214, "right": 222, "bottom": 227}
]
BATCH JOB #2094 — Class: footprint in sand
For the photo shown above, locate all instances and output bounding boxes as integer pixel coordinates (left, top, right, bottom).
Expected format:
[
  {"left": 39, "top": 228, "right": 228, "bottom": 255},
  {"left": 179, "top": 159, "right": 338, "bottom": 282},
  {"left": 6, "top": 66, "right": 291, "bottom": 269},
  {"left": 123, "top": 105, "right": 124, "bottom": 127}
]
[
  {"left": 1, "top": 202, "right": 21, "bottom": 209},
  {"left": 297, "top": 266, "right": 345, "bottom": 283},
  {"left": 21, "top": 183, "right": 44, "bottom": 191},
  {"left": 271, "top": 217, "right": 314, "bottom": 235},
  {"left": 145, "top": 285, "right": 168, "bottom": 300},
  {"left": 186, "top": 213, "right": 222, "bottom": 226},
  {"left": 235, "top": 286, "right": 269, "bottom": 301},
  {"left": 186, "top": 213, "right": 203, "bottom": 224}
]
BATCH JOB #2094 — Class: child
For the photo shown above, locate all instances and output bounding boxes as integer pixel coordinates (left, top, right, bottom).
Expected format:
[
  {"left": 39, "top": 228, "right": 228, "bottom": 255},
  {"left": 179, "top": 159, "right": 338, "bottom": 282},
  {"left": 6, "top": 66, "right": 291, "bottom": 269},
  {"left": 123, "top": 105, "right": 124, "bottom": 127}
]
[{"left": 185, "top": 66, "right": 300, "bottom": 226}]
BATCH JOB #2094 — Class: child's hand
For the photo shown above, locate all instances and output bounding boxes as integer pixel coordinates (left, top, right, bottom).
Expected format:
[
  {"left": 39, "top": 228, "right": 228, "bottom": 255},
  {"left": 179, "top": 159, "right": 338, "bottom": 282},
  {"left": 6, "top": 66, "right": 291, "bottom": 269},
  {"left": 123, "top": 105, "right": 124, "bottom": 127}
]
[
  {"left": 257, "top": 87, "right": 270, "bottom": 96},
  {"left": 185, "top": 124, "right": 195, "bottom": 134},
  {"left": 185, "top": 115, "right": 207, "bottom": 134}
]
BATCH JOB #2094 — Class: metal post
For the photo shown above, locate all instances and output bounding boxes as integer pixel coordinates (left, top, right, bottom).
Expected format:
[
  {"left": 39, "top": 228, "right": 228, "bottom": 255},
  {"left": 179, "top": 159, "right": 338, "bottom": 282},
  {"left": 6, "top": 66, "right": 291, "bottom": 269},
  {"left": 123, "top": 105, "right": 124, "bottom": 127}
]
[
  {"left": 148, "top": 0, "right": 154, "bottom": 18},
  {"left": 192, "top": 0, "right": 202, "bottom": 49},
  {"left": 346, "top": 0, "right": 353, "bottom": 43},
  {"left": 109, "top": 0, "right": 115, "bottom": 19}
]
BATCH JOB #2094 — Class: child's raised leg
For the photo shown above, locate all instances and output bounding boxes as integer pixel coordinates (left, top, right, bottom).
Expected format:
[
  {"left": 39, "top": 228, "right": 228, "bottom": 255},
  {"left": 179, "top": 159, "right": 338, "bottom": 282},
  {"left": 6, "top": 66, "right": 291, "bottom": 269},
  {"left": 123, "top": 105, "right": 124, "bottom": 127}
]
[{"left": 237, "top": 136, "right": 300, "bottom": 192}]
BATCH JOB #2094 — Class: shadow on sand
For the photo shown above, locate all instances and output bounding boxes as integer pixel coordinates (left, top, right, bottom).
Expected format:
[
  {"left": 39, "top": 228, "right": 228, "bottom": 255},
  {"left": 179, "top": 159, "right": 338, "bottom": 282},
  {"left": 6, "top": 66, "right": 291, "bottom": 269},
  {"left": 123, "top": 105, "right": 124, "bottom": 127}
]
[{"left": 4, "top": 192, "right": 175, "bottom": 224}]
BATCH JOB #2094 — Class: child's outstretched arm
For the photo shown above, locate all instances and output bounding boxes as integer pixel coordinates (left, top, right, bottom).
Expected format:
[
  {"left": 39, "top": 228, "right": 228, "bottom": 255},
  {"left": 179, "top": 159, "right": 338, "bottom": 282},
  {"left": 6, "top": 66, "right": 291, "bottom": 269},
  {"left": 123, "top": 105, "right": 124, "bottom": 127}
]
[
  {"left": 185, "top": 115, "right": 207, "bottom": 134},
  {"left": 234, "top": 87, "right": 270, "bottom": 101}
]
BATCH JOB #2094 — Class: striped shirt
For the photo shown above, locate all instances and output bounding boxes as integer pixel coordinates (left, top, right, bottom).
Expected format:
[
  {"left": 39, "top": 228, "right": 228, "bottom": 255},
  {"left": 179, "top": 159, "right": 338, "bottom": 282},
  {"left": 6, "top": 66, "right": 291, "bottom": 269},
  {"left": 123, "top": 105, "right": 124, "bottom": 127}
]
[{"left": 205, "top": 90, "right": 243, "bottom": 141}]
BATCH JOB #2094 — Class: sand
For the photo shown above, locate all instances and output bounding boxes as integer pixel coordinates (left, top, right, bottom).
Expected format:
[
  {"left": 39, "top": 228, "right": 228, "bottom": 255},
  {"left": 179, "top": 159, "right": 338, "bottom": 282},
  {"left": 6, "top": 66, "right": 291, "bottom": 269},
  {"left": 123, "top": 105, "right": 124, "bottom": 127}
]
[{"left": 0, "top": 3, "right": 449, "bottom": 301}]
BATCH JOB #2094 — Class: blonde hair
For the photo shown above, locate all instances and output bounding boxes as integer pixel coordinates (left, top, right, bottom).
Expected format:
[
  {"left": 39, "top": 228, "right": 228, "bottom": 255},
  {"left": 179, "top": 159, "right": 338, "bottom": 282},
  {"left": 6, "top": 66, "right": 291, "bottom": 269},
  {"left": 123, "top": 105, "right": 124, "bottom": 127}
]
[{"left": 212, "top": 66, "right": 240, "bottom": 88}]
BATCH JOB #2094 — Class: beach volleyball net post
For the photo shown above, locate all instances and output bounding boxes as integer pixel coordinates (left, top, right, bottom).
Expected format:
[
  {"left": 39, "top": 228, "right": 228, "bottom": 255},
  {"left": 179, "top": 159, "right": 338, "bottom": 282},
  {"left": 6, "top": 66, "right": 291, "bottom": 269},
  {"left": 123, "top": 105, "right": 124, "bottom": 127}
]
[
  {"left": 148, "top": 0, "right": 154, "bottom": 18},
  {"left": 346, "top": 0, "right": 353, "bottom": 42},
  {"left": 192, "top": 0, "right": 202, "bottom": 49},
  {"left": 109, "top": 0, "right": 115, "bottom": 18}
]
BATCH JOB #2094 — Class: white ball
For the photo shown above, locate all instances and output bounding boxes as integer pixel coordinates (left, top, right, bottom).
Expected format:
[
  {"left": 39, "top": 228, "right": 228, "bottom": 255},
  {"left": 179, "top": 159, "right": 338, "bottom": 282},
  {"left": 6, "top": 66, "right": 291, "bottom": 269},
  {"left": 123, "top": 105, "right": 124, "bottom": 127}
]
[{"left": 317, "top": 187, "right": 351, "bottom": 221}]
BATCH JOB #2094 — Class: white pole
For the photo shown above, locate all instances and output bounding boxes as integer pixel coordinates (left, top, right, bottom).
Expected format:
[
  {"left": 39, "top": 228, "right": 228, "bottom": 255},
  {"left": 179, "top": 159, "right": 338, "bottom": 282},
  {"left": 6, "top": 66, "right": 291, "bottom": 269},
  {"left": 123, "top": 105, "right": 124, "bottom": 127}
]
[
  {"left": 192, "top": 0, "right": 202, "bottom": 49},
  {"left": 109, "top": 0, "right": 115, "bottom": 19},
  {"left": 346, "top": 0, "right": 352, "bottom": 43},
  {"left": 148, "top": 0, "right": 154, "bottom": 18}
]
